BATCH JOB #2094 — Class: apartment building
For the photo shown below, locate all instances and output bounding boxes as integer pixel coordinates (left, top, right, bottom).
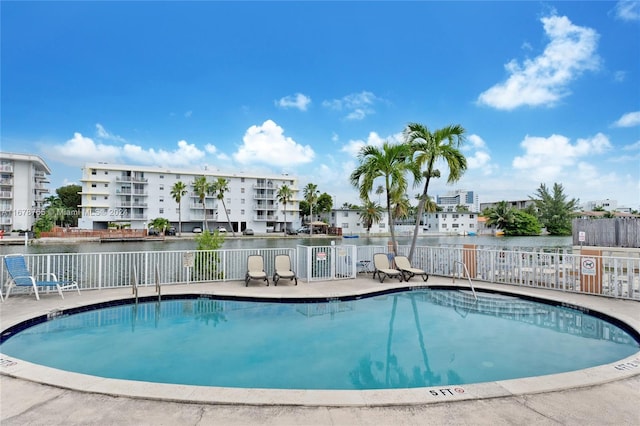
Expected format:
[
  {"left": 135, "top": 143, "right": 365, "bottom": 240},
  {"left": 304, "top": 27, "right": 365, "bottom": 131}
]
[
  {"left": 423, "top": 211, "right": 479, "bottom": 235},
  {"left": 437, "top": 189, "right": 479, "bottom": 212},
  {"left": 78, "top": 163, "right": 301, "bottom": 233},
  {"left": 324, "top": 208, "right": 390, "bottom": 235},
  {"left": 0, "top": 152, "right": 51, "bottom": 232}
]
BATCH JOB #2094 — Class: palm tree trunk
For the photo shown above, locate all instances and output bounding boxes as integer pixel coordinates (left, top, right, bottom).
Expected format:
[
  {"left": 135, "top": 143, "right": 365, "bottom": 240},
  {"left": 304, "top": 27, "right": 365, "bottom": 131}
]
[
  {"left": 409, "top": 172, "right": 433, "bottom": 261},
  {"left": 221, "top": 199, "right": 235, "bottom": 237}
]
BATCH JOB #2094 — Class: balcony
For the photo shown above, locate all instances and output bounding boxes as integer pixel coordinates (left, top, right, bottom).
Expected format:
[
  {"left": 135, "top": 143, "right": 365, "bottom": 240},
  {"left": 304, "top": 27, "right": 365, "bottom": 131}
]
[
  {"left": 0, "top": 178, "right": 13, "bottom": 185},
  {"left": 253, "top": 215, "right": 276, "bottom": 221},
  {"left": 0, "top": 164, "right": 13, "bottom": 173},
  {"left": 253, "top": 182, "right": 275, "bottom": 189},
  {"left": 0, "top": 191, "right": 12, "bottom": 199},
  {"left": 253, "top": 193, "right": 275, "bottom": 200},
  {"left": 115, "top": 176, "right": 148, "bottom": 183}
]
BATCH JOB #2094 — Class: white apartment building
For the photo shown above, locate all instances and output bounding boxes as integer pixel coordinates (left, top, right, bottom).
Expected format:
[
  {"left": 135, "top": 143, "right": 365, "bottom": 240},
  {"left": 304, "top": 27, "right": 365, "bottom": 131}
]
[
  {"left": 324, "top": 208, "right": 391, "bottom": 235},
  {"left": 583, "top": 199, "right": 618, "bottom": 212},
  {"left": 0, "top": 152, "right": 51, "bottom": 232},
  {"left": 437, "top": 189, "right": 479, "bottom": 212},
  {"left": 78, "top": 163, "right": 301, "bottom": 233},
  {"left": 423, "top": 211, "right": 479, "bottom": 235}
]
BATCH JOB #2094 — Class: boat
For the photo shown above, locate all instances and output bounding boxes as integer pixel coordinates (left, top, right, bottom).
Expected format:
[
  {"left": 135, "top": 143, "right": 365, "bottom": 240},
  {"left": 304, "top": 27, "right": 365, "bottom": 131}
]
[{"left": 343, "top": 235, "right": 359, "bottom": 239}]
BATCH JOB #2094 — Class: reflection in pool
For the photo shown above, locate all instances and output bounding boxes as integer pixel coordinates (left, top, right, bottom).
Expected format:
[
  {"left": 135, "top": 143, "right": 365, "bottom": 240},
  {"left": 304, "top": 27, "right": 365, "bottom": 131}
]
[{"left": 1, "top": 290, "right": 638, "bottom": 390}]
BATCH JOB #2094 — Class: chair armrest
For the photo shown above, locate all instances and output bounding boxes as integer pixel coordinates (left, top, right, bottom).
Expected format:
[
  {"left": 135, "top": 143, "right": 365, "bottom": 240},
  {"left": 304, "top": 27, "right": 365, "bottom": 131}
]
[{"left": 36, "top": 272, "right": 59, "bottom": 281}]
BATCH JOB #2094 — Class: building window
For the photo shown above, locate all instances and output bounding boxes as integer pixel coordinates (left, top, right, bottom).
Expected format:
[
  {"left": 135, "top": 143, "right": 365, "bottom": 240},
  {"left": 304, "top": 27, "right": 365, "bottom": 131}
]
[
  {"left": 241, "top": 199, "right": 245, "bottom": 204},
  {"left": 160, "top": 175, "right": 164, "bottom": 179},
  {"left": 91, "top": 183, "right": 97, "bottom": 188},
  {"left": 91, "top": 169, "right": 96, "bottom": 175},
  {"left": 241, "top": 178, "right": 245, "bottom": 182},
  {"left": 452, "top": 223, "right": 459, "bottom": 228},
  {"left": 104, "top": 196, "right": 108, "bottom": 200},
  {"left": 159, "top": 185, "right": 164, "bottom": 191},
  {"left": 442, "top": 224, "right": 447, "bottom": 228},
  {"left": 176, "top": 174, "right": 180, "bottom": 179},
  {"left": 159, "top": 197, "right": 164, "bottom": 203},
  {"left": 342, "top": 223, "right": 349, "bottom": 228},
  {"left": 241, "top": 188, "right": 245, "bottom": 193},
  {"left": 159, "top": 208, "right": 164, "bottom": 214},
  {"left": 104, "top": 184, "right": 108, "bottom": 188},
  {"left": 241, "top": 209, "right": 245, "bottom": 215},
  {"left": 104, "top": 171, "right": 108, "bottom": 175},
  {"left": 91, "top": 196, "right": 96, "bottom": 201},
  {"left": 343, "top": 212, "right": 348, "bottom": 217}
]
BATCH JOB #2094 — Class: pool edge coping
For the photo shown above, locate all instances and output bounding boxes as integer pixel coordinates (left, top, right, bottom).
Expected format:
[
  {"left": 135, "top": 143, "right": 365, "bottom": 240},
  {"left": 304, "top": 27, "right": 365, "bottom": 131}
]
[{"left": 2, "top": 280, "right": 640, "bottom": 407}]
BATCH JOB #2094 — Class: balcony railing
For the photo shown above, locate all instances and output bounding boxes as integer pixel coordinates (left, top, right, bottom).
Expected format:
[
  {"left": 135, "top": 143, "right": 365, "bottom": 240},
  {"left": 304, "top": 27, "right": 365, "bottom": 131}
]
[
  {"left": 0, "top": 164, "right": 13, "bottom": 172},
  {"left": 115, "top": 176, "right": 148, "bottom": 183}
]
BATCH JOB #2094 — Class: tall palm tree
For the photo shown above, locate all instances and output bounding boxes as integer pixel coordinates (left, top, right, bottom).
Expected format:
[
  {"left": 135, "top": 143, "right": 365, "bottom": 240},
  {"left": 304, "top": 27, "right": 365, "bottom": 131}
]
[
  {"left": 212, "top": 178, "right": 235, "bottom": 236},
  {"left": 277, "top": 184, "right": 294, "bottom": 234},
  {"left": 358, "top": 199, "right": 383, "bottom": 235},
  {"left": 170, "top": 181, "right": 187, "bottom": 236},
  {"left": 350, "top": 141, "right": 420, "bottom": 255},
  {"left": 303, "top": 183, "right": 320, "bottom": 234},
  {"left": 193, "top": 176, "right": 212, "bottom": 231},
  {"left": 405, "top": 123, "right": 467, "bottom": 260},
  {"left": 391, "top": 190, "right": 412, "bottom": 223}
]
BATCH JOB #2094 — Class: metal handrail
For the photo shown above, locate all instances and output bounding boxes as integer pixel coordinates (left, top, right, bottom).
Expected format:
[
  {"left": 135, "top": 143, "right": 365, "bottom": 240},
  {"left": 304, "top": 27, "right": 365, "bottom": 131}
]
[
  {"left": 155, "top": 264, "right": 161, "bottom": 301},
  {"left": 131, "top": 265, "right": 138, "bottom": 303},
  {"left": 453, "top": 260, "right": 477, "bottom": 300}
]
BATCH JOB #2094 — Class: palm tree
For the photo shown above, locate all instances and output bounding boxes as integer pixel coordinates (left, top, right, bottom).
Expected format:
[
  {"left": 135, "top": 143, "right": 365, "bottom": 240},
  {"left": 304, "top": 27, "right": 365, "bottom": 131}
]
[
  {"left": 277, "top": 184, "right": 294, "bottom": 234},
  {"left": 170, "top": 181, "right": 187, "bottom": 236},
  {"left": 193, "top": 176, "right": 213, "bottom": 231},
  {"left": 405, "top": 123, "right": 467, "bottom": 260},
  {"left": 485, "top": 200, "right": 515, "bottom": 230},
  {"left": 303, "top": 183, "right": 320, "bottom": 234},
  {"left": 350, "top": 141, "right": 420, "bottom": 255},
  {"left": 358, "top": 199, "right": 383, "bottom": 235},
  {"left": 391, "top": 190, "right": 412, "bottom": 223},
  {"left": 212, "top": 178, "right": 235, "bottom": 237}
]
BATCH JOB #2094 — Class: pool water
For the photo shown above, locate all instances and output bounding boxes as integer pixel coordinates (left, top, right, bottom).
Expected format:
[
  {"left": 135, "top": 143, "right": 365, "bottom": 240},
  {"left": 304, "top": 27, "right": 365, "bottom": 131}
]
[{"left": 1, "top": 290, "right": 638, "bottom": 390}]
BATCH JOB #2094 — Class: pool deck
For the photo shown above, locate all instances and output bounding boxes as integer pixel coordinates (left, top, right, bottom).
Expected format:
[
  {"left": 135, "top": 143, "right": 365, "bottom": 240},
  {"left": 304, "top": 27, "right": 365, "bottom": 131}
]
[{"left": 1, "top": 276, "right": 639, "bottom": 425}]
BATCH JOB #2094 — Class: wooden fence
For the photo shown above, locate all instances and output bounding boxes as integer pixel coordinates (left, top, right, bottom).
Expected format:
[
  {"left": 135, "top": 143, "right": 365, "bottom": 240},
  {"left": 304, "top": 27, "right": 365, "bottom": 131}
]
[{"left": 573, "top": 218, "right": 640, "bottom": 248}]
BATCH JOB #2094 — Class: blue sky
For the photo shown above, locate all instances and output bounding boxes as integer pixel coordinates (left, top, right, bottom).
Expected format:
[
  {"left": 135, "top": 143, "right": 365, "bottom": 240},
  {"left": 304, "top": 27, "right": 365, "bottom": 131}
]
[{"left": 2, "top": 1, "right": 639, "bottom": 210}]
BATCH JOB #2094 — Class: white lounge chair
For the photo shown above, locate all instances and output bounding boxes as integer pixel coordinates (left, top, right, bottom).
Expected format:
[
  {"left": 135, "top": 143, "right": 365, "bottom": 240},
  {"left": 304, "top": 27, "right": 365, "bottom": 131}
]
[
  {"left": 245, "top": 255, "right": 269, "bottom": 287},
  {"left": 394, "top": 256, "right": 429, "bottom": 282},
  {"left": 372, "top": 253, "right": 403, "bottom": 283},
  {"left": 273, "top": 254, "right": 297, "bottom": 286},
  {"left": 4, "top": 254, "right": 80, "bottom": 300}
]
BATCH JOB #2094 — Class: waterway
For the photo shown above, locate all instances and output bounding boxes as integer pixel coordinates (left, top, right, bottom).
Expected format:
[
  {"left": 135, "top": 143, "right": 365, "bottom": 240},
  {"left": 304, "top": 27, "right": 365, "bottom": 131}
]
[{"left": 2, "top": 234, "right": 573, "bottom": 255}]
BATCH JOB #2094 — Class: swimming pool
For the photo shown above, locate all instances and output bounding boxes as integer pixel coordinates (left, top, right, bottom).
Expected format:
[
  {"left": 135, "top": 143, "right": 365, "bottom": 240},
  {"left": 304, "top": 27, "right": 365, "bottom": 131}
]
[{"left": 1, "top": 289, "right": 638, "bottom": 390}]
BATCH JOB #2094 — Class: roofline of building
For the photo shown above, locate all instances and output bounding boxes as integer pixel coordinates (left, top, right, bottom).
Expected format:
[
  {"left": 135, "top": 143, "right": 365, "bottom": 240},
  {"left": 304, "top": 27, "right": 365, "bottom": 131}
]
[{"left": 0, "top": 152, "right": 52, "bottom": 174}]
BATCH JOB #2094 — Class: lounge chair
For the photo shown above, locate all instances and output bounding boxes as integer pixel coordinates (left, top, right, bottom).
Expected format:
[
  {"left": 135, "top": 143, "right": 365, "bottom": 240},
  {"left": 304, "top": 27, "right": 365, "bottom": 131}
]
[
  {"left": 273, "top": 254, "right": 297, "bottom": 286},
  {"left": 3, "top": 254, "right": 80, "bottom": 300},
  {"left": 372, "top": 253, "right": 403, "bottom": 283},
  {"left": 245, "top": 255, "right": 269, "bottom": 287},
  {"left": 394, "top": 255, "right": 429, "bottom": 282}
]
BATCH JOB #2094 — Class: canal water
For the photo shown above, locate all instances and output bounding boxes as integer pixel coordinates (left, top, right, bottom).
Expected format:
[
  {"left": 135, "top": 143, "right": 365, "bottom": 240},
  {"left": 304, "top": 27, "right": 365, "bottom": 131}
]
[{"left": 3, "top": 234, "right": 573, "bottom": 255}]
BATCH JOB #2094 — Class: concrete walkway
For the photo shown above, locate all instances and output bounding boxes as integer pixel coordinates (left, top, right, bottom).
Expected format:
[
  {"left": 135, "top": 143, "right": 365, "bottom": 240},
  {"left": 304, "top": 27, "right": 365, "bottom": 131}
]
[{"left": 2, "top": 277, "right": 639, "bottom": 425}]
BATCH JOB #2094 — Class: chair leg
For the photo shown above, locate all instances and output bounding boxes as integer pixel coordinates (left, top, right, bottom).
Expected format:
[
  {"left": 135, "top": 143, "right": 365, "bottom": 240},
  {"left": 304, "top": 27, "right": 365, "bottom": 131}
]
[{"left": 56, "top": 284, "right": 65, "bottom": 299}]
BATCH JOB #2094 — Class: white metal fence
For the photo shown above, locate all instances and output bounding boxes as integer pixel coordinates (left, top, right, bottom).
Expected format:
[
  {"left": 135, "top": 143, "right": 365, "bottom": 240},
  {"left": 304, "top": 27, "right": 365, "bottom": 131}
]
[{"left": 1, "top": 245, "right": 638, "bottom": 301}]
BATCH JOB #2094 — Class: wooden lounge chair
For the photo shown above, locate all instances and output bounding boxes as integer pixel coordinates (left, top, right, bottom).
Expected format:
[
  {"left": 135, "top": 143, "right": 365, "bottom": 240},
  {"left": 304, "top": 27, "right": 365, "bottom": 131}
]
[
  {"left": 394, "top": 255, "right": 429, "bottom": 282},
  {"left": 245, "top": 255, "right": 269, "bottom": 287},
  {"left": 273, "top": 254, "right": 297, "bottom": 286},
  {"left": 4, "top": 254, "right": 80, "bottom": 300},
  {"left": 372, "top": 253, "right": 403, "bottom": 283}
]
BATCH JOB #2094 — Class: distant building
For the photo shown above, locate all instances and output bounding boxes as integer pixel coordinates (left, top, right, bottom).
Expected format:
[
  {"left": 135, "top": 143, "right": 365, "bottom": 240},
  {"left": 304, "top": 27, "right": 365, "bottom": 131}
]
[
  {"left": 323, "top": 208, "right": 390, "bottom": 235},
  {"left": 0, "top": 152, "right": 51, "bottom": 232},
  {"left": 423, "top": 211, "right": 479, "bottom": 235},
  {"left": 78, "top": 163, "right": 301, "bottom": 233},
  {"left": 582, "top": 199, "right": 618, "bottom": 212},
  {"left": 437, "top": 189, "right": 479, "bottom": 212},
  {"left": 479, "top": 199, "right": 535, "bottom": 212}
]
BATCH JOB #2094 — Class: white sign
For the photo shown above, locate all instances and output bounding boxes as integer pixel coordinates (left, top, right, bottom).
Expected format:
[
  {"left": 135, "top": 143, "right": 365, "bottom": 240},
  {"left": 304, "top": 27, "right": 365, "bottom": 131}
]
[
  {"left": 183, "top": 252, "right": 194, "bottom": 268},
  {"left": 579, "top": 231, "right": 586, "bottom": 242},
  {"left": 581, "top": 257, "right": 596, "bottom": 276}
]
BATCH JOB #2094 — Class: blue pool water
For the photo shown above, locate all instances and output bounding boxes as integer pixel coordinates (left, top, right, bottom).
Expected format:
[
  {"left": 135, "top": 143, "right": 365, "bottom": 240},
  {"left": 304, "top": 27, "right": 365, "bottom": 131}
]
[{"left": 1, "top": 290, "right": 638, "bottom": 390}]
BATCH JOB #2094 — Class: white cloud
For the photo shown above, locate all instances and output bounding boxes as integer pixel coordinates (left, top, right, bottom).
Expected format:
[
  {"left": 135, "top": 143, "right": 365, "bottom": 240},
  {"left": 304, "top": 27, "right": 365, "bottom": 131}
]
[
  {"left": 322, "top": 91, "right": 378, "bottom": 120},
  {"left": 184, "top": 110, "right": 193, "bottom": 118},
  {"left": 478, "top": 14, "right": 600, "bottom": 110},
  {"left": 48, "top": 132, "right": 121, "bottom": 165},
  {"left": 46, "top": 132, "right": 205, "bottom": 167},
  {"left": 613, "top": 70, "right": 627, "bottom": 82},
  {"left": 613, "top": 111, "right": 640, "bottom": 127},
  {"left": 340, "top": 131, "right": 404, "bottom": 157},
  {"left": 275, "top": 93, "right": 311, "bottom": 111},
  {"left": 95, "top": 123, "right": 125, "bottom": 143},
  {"left": 204, "top": 144, "right": 217, "bottom": 154},
  {"left": 233, "top": 120, "right": 314, "bottom": 166},
  {"left": 613, "top": 0, "right": 640, "bottom": 21},
  {"left": 512, "top": 133, "right": 611, "bottom": 181}
]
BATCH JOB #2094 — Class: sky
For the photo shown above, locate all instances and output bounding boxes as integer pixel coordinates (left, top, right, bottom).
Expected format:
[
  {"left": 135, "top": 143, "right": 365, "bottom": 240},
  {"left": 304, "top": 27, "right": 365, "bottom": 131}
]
[{"left": 2, "top": 1, "right": 639, "bottom": 210}]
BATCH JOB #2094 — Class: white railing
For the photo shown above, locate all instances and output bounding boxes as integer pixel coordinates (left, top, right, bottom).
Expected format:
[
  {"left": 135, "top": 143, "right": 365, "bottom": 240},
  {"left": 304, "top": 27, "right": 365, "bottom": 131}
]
[{"left": 1, "top": 246, "right": 638, "bottom": 301}]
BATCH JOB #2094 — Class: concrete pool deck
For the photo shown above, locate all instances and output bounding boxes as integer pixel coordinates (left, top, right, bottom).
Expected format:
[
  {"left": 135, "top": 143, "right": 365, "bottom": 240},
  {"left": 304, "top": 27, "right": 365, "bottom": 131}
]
[{"left": 1, "top": 276, "right": 639, "bottom": 425}]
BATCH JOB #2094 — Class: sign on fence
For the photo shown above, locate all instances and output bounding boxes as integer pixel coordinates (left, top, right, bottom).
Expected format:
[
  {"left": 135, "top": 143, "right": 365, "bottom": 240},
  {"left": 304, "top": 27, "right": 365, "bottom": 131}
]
[
  {"left": 316, "top": 252, "right": 327, "bottom": 261},
  {"left": 183, "top": 252, "right": 194, "bottom": 268},
  {"left": 581, "top": 257, "right": 596, "bottom": 276}
]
